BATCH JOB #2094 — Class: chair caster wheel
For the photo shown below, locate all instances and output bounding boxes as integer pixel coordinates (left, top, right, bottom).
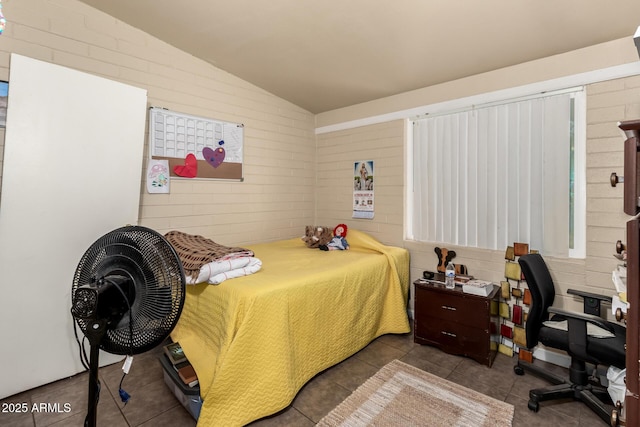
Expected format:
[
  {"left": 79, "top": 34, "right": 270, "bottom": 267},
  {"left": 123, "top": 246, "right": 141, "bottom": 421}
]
[
  {"left": 514, "top": 365, "right": 524, "bottom": 376},
  {"left": 528, "top": 400, "right": 539, "bottom": 412}
]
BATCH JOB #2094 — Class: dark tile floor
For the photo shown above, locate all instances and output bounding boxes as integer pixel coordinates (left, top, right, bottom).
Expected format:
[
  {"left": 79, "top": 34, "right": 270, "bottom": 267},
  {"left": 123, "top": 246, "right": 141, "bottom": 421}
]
[{"left": 1, "top": 330, "right": 610, "bottom": 426}]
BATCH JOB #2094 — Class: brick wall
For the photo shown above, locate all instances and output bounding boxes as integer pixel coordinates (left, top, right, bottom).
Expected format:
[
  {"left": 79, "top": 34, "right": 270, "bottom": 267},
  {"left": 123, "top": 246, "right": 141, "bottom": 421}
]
[
  {"left": 584, "top": 75, "right": 640, "bottom": 298},
  {"left": 0, "top": 0, "right": 316, "bottom": 245},
  {"left": 316, "top": 76, "right": 640, "bottom": 316},
  {"left": 1, "top": 0, "right": 639, "bottom": 300},
  {"left": 315, "top": 120, "right": 406, "bottom": 246}
]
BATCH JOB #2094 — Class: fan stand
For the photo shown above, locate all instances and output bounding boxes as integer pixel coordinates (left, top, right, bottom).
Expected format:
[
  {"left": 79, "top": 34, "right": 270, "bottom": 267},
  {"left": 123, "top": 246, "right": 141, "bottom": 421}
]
[
  {"left": 84, "top": 319, "right": 107, "bottom": 427},
  {"left": 71, "top": 225, "right": 187, "bottom": 427}
]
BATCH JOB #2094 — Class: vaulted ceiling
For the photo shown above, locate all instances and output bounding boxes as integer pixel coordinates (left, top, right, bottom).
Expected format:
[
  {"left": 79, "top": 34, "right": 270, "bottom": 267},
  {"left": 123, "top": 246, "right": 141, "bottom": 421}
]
[{"left": 77, "top": 0, "right": 640, "bottom": 113}]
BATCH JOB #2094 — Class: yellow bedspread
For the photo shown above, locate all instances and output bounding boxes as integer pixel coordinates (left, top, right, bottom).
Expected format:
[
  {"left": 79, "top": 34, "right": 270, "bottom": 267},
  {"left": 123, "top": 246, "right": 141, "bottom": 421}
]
[{"left": 170, "top": 229, "right": 410, "bottom": 426}]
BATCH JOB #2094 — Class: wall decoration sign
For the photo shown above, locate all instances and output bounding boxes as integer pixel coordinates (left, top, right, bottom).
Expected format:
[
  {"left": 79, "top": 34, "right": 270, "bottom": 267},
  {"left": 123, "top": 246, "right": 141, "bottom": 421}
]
[
  {"left": 353, "top": 160, "right": 374, "bottom": 219},
  {"left": 148, "top": 107, "right": 244, "bottom": 180},
  {"left": 146, "top": 159, "right": 170, "bottom": 193}
]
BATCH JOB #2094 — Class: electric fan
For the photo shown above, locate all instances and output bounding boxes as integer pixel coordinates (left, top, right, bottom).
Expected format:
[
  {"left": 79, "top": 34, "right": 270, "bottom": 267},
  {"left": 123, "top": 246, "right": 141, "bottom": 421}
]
[{"left": 71, "top": 225, "right": 186, "bottom": 427}]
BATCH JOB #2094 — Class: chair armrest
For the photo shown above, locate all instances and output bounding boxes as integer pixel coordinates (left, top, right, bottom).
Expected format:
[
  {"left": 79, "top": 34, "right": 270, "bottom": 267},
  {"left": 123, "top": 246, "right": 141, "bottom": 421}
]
[
  {"left": 547, "top": 306, "right": 615, "bottom": 334},
  {"left": 547, "top": 306, "right": 618, "bottom": 365},
  {"left": 567, "top": 288, "right": 612, "bottom": 317},
  {"left": 567, "top": 289, "right": 612, "bottom": 303}
]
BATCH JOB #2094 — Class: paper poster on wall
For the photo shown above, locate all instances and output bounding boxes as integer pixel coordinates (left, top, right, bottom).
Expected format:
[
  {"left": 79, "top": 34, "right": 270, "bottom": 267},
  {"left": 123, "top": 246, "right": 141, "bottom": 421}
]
[
  {"left": 146, "top": 159, "right": 170, "bottom": 193},
  {"left": 353, "top": 160, "right": 374, "bottom": 219}
]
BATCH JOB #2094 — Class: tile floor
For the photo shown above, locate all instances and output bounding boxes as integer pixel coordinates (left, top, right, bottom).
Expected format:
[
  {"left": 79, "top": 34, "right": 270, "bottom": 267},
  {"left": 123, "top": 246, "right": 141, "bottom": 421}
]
[{"left": 1, "top": 329, "right": 610, "bottom": 426}]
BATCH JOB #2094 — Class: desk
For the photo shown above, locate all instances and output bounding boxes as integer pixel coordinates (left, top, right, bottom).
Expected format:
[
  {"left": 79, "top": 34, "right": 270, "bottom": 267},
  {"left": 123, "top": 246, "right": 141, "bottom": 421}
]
[{"left": 414, "top": 279, "right": 500, "bottom": 367}]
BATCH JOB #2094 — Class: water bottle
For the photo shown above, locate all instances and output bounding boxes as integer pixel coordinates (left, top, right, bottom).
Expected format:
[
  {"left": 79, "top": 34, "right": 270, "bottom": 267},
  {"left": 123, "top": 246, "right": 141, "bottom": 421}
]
[{"left": 445, "top": 262, "right": 456, "bottom": 289}]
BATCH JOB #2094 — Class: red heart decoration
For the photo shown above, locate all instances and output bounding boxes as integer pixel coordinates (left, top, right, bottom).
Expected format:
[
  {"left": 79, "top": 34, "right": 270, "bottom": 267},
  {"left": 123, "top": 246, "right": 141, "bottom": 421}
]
[{"left": 173, "top": 153, "right": 197, "bottom": 178}]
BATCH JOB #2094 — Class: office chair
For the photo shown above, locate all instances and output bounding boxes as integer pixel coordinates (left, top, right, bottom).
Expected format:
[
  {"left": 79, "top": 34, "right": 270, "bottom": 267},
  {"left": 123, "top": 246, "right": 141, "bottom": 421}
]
[{"left": 513, "top": 254, "right": 626, "bottom": 424}]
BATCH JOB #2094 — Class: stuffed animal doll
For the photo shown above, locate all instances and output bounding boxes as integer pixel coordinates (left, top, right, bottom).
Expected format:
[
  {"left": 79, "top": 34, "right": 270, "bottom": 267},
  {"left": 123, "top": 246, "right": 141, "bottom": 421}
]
[
  {"left": 434, "top": 247, "right": 468, "bottom": 275},
  {"left": 301, "top": 225, "right": 332, "bottom": 249},
  {"left": 320, "top": 224, "right": 350, "bottom": 251}
]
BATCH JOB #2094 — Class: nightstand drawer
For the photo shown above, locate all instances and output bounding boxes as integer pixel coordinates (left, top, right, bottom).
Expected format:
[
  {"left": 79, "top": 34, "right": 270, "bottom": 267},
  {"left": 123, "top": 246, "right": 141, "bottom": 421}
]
[
  {"left": 415, "top": 289, "right": 489, "bottom": 328},
  {"left": 415, "top": 315, "right": 491, "bottom": 357}
]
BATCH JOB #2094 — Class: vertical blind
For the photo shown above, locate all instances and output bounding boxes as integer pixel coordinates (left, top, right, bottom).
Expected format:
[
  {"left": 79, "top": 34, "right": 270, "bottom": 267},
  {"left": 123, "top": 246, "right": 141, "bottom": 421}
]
[{"left": 410, "top": 92, "right": 574, "bottom": 257}]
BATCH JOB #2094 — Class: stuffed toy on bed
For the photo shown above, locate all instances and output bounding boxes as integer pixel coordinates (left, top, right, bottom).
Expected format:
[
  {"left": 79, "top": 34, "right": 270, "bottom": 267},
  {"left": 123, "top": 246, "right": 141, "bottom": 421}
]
[
  {"left": 319, "top": 223, "right": 350, "bottom": 251},
  {"left": 301, "top": 225, "right": 332, "bottom": 249}
]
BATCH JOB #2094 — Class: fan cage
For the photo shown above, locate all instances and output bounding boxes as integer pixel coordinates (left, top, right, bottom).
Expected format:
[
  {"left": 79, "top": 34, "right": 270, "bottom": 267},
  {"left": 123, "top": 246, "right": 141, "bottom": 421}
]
[{"left": 72, "top": 225, "right": 185, "bottom": 355}]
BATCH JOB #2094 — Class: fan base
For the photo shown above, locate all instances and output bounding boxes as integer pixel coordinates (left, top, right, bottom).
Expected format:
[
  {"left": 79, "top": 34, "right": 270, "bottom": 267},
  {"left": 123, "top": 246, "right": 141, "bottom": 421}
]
[{"left": 84, "top": 319, "right": 107, "bottom": 427}]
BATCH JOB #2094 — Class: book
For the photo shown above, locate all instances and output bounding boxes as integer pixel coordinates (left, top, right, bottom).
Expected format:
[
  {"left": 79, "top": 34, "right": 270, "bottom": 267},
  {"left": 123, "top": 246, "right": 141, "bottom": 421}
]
[
  {"left": 176, "top": 362, "right": 199, "bottom": 387},
  {"left": 418, "top": 273, "right": 474, "bottom": 286},
  {"left": 454, "top": 275, "right": 472, "bottom": 284},
  {"left": 163, "top": 341, "right": 187, "bottom": 365},
  {"left": 462, "top": 279, "right": 494, "bottom": 296}
]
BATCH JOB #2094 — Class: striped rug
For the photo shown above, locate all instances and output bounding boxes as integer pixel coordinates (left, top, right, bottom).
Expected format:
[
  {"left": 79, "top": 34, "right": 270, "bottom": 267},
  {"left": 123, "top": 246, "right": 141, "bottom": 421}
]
[{"left": 317, "top": 359, "right": 514, "bottom": 426}]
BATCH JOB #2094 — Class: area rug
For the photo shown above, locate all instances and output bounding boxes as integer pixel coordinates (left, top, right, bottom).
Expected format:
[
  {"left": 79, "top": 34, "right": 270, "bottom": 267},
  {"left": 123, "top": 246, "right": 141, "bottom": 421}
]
[{"left": 317, "top": 359, "right": 514, "bottom": 427}]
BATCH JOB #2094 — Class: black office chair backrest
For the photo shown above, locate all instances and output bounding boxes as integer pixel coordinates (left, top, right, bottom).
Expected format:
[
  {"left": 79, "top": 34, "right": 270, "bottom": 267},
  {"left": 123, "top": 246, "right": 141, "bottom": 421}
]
[{"left": 519, "top": 254, "right": 555, "bottom": 348}]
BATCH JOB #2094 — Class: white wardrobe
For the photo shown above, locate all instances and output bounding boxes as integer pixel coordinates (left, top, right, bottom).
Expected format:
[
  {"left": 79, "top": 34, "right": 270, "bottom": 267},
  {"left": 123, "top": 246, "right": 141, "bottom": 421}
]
[{"left": 0, "top": 54, "right": 147, "bottom": 399}]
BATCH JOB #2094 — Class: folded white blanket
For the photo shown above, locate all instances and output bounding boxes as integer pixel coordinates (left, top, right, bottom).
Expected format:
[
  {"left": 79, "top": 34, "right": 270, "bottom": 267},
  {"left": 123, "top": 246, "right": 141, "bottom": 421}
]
[{"left": 187, "top": 256, "right": 262, "bottom": 285}]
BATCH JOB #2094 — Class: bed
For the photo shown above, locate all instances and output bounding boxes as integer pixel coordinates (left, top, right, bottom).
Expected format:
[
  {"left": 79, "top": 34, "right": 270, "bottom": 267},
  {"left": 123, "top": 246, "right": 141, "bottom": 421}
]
[{"left": 169, "top": 229, "right": 410, "bottom": 426}]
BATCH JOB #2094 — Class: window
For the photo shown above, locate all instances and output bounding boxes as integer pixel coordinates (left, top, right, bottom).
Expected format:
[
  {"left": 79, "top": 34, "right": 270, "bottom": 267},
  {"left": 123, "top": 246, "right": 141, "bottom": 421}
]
[{"left": 407, "top": 88, "right": 585, "bottom": 258}]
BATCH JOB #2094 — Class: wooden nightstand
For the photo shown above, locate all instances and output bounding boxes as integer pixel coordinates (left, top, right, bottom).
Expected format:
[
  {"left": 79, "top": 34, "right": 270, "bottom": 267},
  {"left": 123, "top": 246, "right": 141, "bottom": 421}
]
[{"left": 414, "top": 279, "right": 500, "bottom": 367}]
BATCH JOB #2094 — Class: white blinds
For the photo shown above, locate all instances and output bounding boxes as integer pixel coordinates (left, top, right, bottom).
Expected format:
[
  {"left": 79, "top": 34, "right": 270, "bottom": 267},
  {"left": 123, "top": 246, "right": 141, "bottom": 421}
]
[{"left": 410, "top": 92, "right": 574, "bottom": 257}]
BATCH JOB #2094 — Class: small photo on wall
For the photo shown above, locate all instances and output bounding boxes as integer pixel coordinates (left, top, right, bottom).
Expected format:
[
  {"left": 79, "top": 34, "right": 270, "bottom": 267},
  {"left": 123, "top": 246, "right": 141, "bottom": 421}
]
[{"left": 354, "top": 161, "right": 373, "bottom": 191}]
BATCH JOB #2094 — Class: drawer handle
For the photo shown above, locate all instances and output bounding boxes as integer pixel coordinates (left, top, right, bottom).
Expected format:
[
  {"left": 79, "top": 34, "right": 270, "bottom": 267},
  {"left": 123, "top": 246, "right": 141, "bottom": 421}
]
[
  {"left": 441, "top": 305, "right": 457, "bottom": 311},
  {"left": 441, "top": 331, "right": 457, "bottom": 338}
]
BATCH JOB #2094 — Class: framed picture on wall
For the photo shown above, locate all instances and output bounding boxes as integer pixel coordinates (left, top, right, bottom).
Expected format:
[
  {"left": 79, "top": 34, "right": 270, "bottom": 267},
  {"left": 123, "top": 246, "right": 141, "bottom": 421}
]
[{"left": 0, "top": 81, "right": 7, "bottom": 127}]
